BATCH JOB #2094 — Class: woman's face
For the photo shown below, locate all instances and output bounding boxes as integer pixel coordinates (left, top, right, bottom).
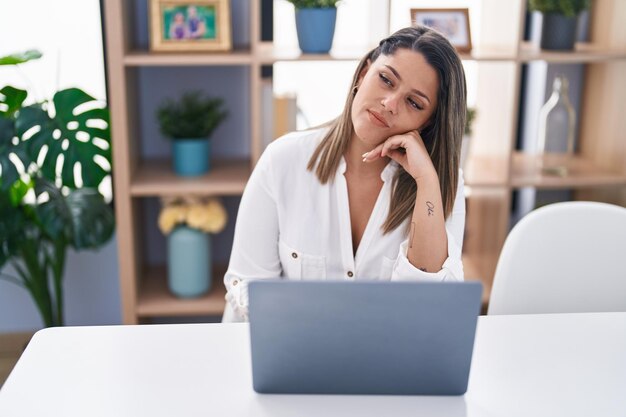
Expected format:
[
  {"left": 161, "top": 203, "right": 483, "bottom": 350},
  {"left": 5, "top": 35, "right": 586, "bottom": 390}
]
[{"left": 351, "top": 49, "right": 439, "bottom": 147}]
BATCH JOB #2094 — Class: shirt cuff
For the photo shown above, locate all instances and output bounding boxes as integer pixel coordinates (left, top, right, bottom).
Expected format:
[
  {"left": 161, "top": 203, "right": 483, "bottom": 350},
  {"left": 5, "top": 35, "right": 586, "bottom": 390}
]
[
  {"left": 224, "top": 275, "right": 250, "bottom": 322},
  {"left": 391, "top": 229, "right": 464, "bottom": 282}
]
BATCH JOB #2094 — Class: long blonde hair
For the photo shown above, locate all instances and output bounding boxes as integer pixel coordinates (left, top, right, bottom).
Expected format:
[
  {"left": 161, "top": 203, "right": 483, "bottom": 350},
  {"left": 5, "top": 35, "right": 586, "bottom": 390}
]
[{"left": 307, "top": 26, "right": 467, "bottom": 233}]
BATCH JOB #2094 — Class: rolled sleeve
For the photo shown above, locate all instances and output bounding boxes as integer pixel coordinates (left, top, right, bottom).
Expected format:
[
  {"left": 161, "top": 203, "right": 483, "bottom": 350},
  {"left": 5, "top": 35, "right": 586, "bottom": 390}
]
[
  {"left": 391, "top": 229, "right": 464, "bottom": 282},
  {"left": 223, "top": 277, "right": 250, "bottom": 322}
]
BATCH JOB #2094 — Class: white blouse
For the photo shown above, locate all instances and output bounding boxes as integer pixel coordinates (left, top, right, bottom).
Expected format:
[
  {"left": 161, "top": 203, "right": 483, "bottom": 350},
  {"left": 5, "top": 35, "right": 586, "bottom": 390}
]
[{"left": 222, "top": 127, "right": 465, "bottom": 322}]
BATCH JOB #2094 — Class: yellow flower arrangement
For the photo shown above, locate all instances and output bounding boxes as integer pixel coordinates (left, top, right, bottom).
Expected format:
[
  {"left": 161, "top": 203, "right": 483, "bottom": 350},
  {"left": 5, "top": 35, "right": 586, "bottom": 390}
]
[{"left": 158, "top": 196, "right": 227, "bottom": 234}]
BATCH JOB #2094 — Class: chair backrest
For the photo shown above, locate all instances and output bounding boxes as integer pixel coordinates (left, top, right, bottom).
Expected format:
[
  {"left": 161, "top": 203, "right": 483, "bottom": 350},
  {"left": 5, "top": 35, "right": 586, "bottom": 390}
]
[{"left": 488, "top": 201, "right": 626, "bottom": 315}]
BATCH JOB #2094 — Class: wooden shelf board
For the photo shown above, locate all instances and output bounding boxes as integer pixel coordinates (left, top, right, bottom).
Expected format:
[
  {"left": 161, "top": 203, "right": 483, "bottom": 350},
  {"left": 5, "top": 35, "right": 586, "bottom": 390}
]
[
  {"left": 136, "top": 265, "right": 227, "bottom": 317},
  {"left": 260, "top": 44, "right": 519, "bottom": 63},
  {"left": 122, "top": 43, "right": 626, "bottom": 66},
  {"left": 256, "top": 43, "right": 368, "bottom": 63},
  {"left": 130, "top": 158, "right": 250, "bottom": 197},
  {"left": 518, "top": 42, "right": 626, "bottom": 63},
  {"left": 511, "top": 152, "right": 626, "bottom": 189},
  {"left": 459, "top": 47, "right": 518, "bottom": 62},
  {"left": 463, "top": 155, "right": 509, "bottom": 188},
  {"left": 124, "top": 50, "right": 254, "bottom": 66}
]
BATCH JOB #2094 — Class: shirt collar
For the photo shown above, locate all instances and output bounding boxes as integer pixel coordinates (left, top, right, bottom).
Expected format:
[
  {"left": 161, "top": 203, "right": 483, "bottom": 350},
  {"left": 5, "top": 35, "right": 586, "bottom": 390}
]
[
  {"left": 338, "top": 156, "right": 399, "bottom": 183},
  {"left": 381, "top": 159, "right": 400, "bottom": 182}
]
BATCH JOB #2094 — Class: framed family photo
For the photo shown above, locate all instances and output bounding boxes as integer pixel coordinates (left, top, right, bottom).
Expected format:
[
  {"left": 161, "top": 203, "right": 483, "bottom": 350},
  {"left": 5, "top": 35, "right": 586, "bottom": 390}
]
[
  {"left": 411, "top": 8, "right": 472, "bottom": 52},
  {"left": 149, "top": 0, "right": 232, "bottom": 52}
]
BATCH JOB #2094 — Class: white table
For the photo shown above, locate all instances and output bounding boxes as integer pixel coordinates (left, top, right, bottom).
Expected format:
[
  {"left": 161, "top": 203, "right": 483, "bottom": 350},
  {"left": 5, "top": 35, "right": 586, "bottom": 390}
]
[{"left": 1, "top": 313, "right": 625, "bottom": 417}]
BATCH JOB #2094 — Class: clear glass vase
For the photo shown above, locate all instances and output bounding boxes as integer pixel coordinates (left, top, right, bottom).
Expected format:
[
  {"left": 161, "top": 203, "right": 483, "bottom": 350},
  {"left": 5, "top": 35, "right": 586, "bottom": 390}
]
[{"left": 536, "top": 75, "right": 577, "bottom": 176}]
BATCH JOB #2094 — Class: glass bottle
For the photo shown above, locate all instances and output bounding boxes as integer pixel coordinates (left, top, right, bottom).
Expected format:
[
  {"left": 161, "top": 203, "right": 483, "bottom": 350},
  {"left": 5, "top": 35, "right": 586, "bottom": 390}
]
[{"left": 536, "top": 75, "right": 577, "bottom": 176}]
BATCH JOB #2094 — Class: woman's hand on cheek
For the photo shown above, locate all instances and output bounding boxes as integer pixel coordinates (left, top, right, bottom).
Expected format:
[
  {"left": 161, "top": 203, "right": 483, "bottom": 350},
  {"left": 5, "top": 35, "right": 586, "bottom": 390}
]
[{"left": 362, "top": 131, "right": 437, "bottom": 182}]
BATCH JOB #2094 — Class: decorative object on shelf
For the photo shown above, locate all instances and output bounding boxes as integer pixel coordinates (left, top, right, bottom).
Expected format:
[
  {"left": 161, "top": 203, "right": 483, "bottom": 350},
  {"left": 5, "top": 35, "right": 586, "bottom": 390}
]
[
  {"left": 529, "top": 0, "right": 590, "bottom": 50},
  {"left": 158, "top": 197, "right": 227, "bottom": 298},
  {"left": 536, "top": 75, "right": 576, "bottom": 176},
  {"left": 411, "top": 8, "right": 472, "bottom": 53},
  {"left": 0, "top": 51, "right": 115, "bottom": 328},
  {"left": 461, "top": 107, "right": 477, "bottom": 170},
  {"left": 149, "top": 0, "right": 232, "bottom": 51},
  {"left": 156, "top": 91, "right": 228, "bottom": 176},
  {"left": 287, "top": 0, "right": 340, "bottom": 54}
]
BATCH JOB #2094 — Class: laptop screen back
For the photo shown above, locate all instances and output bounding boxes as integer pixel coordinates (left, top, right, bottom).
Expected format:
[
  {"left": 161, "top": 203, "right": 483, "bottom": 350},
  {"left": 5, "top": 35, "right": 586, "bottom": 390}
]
[{"left": 248, "top": 280, "right": 482, "bottom": 395}]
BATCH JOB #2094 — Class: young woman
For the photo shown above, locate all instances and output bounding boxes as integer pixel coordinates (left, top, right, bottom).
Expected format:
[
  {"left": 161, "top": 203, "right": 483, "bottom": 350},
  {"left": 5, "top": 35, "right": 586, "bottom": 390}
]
[{"left": 223, "top": 26, "right": 467, "bottom": 322}]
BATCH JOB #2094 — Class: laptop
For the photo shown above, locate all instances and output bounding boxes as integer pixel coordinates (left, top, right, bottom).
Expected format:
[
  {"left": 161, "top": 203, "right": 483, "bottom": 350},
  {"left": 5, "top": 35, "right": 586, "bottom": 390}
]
[{"left": 248, "top": 280, "right": 483, "bottom": 395}]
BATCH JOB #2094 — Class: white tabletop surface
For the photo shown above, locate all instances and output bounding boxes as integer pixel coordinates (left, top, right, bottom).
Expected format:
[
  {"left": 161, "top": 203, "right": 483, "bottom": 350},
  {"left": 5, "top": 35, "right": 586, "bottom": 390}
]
[{"left": 1, "top": 313, "right": 625, "bottom": 417}]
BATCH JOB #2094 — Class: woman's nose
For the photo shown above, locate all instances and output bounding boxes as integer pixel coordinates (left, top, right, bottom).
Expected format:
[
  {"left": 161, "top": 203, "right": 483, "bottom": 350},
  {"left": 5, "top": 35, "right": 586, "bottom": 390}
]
[{"left": 381, "top": 94, "right": 400, "bottom": 115}]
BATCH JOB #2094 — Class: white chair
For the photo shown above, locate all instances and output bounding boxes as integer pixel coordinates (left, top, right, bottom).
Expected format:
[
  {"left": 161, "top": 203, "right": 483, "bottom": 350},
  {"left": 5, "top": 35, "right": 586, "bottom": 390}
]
[{"left": 488, "top": 201, "right": 626, "bottom": 315}]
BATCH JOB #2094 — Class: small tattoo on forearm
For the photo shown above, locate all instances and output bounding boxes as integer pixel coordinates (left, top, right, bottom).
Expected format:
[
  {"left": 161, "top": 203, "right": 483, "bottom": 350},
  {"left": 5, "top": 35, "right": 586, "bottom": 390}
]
[
  {"left": 426, "top": 201, "right": 435, "bottom": 216},
  {"left": 419, "top": 267, "right": 427, "bottom": 272},
  {"left": 409, "top": 222, "right": 416, "bottom": 249}
]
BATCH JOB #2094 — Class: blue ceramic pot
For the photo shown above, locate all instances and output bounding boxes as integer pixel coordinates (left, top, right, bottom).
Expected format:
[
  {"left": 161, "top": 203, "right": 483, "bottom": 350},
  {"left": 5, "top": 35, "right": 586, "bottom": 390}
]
[
  {"left": 167, "top": 225, "right": 211, "bottom": 298},
  {"left": 172, "top": 138, "right": 211, "bottom": 176},
  {"left": 295, "top": 8, "right": 337, "bottom": 54}
]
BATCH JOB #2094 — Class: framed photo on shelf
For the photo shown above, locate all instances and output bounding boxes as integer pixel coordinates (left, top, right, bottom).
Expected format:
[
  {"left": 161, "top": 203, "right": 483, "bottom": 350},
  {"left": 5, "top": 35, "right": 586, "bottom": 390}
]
[
  {"left": 410, "top": 8, "right": 472, "bottom": 52},
  {"left": 149, "top": 0, "right": 232, "bottom": 52}
]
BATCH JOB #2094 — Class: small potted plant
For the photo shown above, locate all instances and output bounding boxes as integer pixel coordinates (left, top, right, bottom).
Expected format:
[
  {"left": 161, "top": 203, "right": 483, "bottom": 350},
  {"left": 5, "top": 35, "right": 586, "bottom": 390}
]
[
  {"left": 286, "top": 0, "right": 341, "bottom": 54},
  {"left": 158, "top": 196, "right": 227, "bottom": 298},
  {"left": 156, "top": 91, "right": 228, "bottom": 176},
  {"left": 529, "top": 0, "right": 590, "bottom": 50}
]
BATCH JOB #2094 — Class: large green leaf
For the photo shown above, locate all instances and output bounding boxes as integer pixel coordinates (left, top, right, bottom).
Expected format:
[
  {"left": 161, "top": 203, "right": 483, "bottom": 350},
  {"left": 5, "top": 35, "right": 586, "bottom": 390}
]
[
  {"left": 0, "top": 190, "right": 27, "bottom": 268},
  {"left": 14, "top": 104, "right": 55, "bottom": 178},
  {"left": 16, "top": 88, "right": 111, "bottom": 189},
  {"left": 0, "top": 86, "right": 28, "bottom": 118},
  {"left": 0, "top": 86, "right": 31, "bottom": 191},
  {"left": 0, "top": 50, "right": 43, "bottom": 66},
  {"left": 34, "top": 179, "right": 114, "bottom": 250},
  {"left": 9, "top": 177, "right": 33, "bottom": 205},
  {"left": 34, "top": 179, "right": 72, "bottom": 242},
  {"left": 65, "top": 188, "right": 115, "bottom": 249},
  {"left": 0, "top": 127, "right": 31, "bottom": 192}
]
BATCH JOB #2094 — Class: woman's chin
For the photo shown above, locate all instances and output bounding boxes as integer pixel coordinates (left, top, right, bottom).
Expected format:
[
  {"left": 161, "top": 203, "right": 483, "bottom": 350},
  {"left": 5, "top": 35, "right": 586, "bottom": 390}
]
[{"left": 353, "top": 125, "right": 385, "bottom": 146}]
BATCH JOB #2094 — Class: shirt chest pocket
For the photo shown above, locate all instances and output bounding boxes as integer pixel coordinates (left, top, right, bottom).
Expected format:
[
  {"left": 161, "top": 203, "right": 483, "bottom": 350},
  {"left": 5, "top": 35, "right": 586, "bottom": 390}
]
[
  {"left": 379, "top": 256, "right": 396, "bottom": 280},
  {"left": 279, "top": 240, "right": 326, "bottom": 280}
]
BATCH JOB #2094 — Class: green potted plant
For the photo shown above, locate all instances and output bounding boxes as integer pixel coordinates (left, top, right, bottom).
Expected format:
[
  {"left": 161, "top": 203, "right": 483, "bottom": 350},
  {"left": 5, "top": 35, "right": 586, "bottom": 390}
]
[
  {"left": 529, "top": 0, "right": 590, "bottom": 50},
  {"left": 0, "top": 51, "right": 115, "bottom": 327},
  {"left": 156, "top": 91, "right": 228, "bottom": 177},
  {"left": 286, "top": 0, "right": 341, "bottom": 54}
]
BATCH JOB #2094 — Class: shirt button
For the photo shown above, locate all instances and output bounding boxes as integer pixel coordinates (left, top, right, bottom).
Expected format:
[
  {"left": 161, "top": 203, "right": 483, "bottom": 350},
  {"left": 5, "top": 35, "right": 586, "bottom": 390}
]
[
  {"left": 291, "top": 252, "right": 298, "bottom": 259},
  {"left": 232, "top": 279, "right": 239, "bottom": 286},
  {"left": 347, "top": 271, "right": 354, "bottom": 278}
]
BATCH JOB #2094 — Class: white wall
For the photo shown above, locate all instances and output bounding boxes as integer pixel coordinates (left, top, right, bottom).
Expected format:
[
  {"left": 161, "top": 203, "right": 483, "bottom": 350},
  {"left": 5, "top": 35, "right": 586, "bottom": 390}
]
[
  {"left": 0, "top": 0, "right": 106, "bottom": 102},
  {"left": 0, "top": 0, "right": 121, "bottom": 332}
]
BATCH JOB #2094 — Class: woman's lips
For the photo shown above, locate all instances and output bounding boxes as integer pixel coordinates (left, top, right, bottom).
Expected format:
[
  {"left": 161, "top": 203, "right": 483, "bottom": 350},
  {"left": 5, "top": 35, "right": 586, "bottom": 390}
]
[{"left": 367, "top": 110, "right": 389, "bottom": 128}]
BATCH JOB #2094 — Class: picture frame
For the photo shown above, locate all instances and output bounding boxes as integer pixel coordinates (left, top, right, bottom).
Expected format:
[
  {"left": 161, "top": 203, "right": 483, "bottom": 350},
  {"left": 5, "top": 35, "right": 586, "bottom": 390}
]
[
  {"left": 410, "top": 8, "right": 472, "bottom": 53},
  {"left": 149, "top": 0, "right": 232, "bottom": 52}
]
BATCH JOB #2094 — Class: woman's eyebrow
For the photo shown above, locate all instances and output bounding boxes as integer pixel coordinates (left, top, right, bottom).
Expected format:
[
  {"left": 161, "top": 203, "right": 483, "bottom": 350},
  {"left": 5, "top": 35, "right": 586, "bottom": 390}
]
[{"left": 384, "top": 64, "right": 431, "bottom": 104}]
